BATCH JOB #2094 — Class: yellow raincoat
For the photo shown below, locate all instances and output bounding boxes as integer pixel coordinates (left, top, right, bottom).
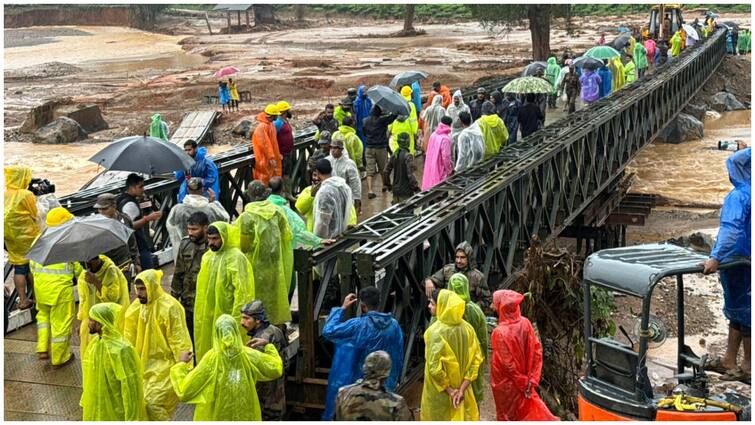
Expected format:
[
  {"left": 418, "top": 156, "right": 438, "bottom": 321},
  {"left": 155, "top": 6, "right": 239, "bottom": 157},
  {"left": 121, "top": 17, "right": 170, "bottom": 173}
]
[
  {"left": 31, "top": 207, "right": 83, "bottom": 366},
  {"left": 335, "top": 125, "right": 364, "bottom": 169},
  {"left": 447, "top": 273, "right": 489, "bottom": 404},
  {"left": 670, "top": 31, "right": 683, "bottom": 57},
  {"left": 421, "top": 289, "right": 483, "bottom": 421},
  {"left": 194, "top": 221, "right": 255, "bottom": 361},
  {"left": 77, "top": 255, "right": 130, "bottom": 358},
  {"left": 4, "top": 166, "right": 40, "bottom": 265},
  {"left": 296, "top": 185, "right": 356, "bottom": 232},
  {"left": 389, "top": 116, "right": 419, "bottom": 155},
  {"left": 81, "top": 302, "right": 146, "bottom": 421},
  {"left": 237, "top": 201, "right": 293, "bottom": 325},
  {"left": 170, "top": 314, "right": 283, "bottom": 421},
  {"left": 608, "top": 57, "right": 625, "bottom": 91},
  {"left": 124, "top": 269, "right": 193, "bottom": 420},
  {"left": 477, "top": 114, "right": 509, "bottom": 160}
]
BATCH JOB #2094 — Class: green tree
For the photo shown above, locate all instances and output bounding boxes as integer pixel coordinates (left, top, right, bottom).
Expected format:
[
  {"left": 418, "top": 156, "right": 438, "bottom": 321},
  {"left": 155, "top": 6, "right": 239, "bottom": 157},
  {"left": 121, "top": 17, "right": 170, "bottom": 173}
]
[{"left": 467, "top": 4, "right": 571, "bottom": 61}]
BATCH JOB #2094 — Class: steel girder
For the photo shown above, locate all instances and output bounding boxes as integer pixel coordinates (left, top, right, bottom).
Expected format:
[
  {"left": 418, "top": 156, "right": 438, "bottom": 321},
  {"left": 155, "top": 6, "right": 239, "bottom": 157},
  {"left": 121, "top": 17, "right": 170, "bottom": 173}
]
[{"left": 292, "top": 29, "right": 726, "bottom": 392}]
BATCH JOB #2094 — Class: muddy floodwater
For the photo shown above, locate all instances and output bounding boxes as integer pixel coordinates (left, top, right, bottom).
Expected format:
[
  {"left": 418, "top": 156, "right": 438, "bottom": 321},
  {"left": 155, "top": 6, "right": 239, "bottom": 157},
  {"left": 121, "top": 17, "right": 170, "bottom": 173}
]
[{"left": 628, "top": 110, "right": 752, "bottom": 207}]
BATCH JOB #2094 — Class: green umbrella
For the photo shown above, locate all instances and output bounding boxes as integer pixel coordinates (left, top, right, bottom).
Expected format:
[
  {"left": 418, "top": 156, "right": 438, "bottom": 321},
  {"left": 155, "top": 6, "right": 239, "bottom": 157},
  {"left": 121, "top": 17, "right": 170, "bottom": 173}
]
[
  {"left": 501, "top": 76, "right": 554, "bottom": 94},
  {"left": 585, "top": 45, "right": 621, "bottom": 60}
]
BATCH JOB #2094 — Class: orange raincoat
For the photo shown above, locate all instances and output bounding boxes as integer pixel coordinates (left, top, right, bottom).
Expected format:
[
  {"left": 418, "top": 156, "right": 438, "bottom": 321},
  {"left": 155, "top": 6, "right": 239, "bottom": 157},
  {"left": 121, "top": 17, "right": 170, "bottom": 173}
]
[{"left": 252, "top": 112, "right": 282, "bottom": 185}]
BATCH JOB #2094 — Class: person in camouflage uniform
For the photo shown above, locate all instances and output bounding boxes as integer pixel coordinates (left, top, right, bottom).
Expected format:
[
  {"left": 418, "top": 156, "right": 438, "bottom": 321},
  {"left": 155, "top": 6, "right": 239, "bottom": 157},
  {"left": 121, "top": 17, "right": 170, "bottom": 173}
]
[
  {"left": 424, "top": 241, "right": 493, "bottom": 315},
  {"left": 170, "top": 211, "right": 210, "bottom": 340},
  {"left": 241, "top": 300, "right": 288, "bottom": 420},
  {"left": 335, "top": 351, "right": 413, "bottom": 421}
]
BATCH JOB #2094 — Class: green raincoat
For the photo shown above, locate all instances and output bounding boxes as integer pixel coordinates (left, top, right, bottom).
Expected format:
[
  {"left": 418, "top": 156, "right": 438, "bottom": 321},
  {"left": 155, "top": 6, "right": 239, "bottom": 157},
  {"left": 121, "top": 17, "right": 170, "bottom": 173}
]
[
  {"left": 149, "top": 114, "right": 169, "bottom": 141},
  {"left": 237, "top": 201, "right": 293, "bottom": 325},
  {"left": 448, "top": 273, "right": 489, "bottom": 404},
  {"left": 269, "top": 194, "right": 322, "bottom": 249},
  {"left": 170, "top": 314, "right": 283, "bottom": 421},
  {"left": 624, "top": 60, "right": 637, "bottom": 84},
  {"left": 545, "top": 57, "right": 561, "bottom": 93},
  {"left": 81, "top": 302, "right": 146, "bottom": 421},
  {"left": 421, "top": 290, "right": 483, "bottom": 421},
  {"left": 476, "top": 114, "right": 509, "bottom": 160},
  {"left": 633, "top": 43, "right": 648, "bottom": 70},
  {"left": 194, "top": 222, "right": 255, "bottom": 362}
]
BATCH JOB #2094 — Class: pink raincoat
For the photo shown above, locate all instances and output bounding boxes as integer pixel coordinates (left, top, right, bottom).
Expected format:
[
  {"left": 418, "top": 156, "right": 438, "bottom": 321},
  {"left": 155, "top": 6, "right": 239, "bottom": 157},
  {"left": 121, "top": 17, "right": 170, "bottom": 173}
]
[
  {"left": 421, "top": 122, "right": 453, "bottom": 191},
  {"left": 644, "top": 39, "right": 656, "bottom": 65}
]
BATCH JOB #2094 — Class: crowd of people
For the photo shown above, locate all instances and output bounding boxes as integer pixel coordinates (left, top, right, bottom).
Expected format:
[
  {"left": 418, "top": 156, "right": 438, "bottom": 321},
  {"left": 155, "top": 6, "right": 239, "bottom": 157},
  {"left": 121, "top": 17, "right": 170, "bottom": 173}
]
[{"left": 2, "top": 15, "right": 750, "bottom": 422}]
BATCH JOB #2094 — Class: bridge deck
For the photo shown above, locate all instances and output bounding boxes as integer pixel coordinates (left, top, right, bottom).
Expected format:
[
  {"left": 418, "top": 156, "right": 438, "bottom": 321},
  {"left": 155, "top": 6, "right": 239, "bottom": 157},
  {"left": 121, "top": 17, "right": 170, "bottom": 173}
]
[{"left": 168, "top": 110, "right": 218, "bottom": 147}]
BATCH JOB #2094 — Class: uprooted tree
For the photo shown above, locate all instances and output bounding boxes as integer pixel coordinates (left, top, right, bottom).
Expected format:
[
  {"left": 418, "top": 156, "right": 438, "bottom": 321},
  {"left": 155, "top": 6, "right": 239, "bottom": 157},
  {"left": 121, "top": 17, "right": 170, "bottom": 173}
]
[
  {"left": 505, "top": 235, "right": 615, "bottom": 419},
  {"left": 466, "top": 4, "right": 572, "bottom": 60}
]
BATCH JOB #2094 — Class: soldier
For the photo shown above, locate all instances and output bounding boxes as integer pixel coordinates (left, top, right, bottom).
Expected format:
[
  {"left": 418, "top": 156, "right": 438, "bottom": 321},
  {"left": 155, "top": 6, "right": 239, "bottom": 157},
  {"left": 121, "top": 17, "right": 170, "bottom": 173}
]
[
  {"left": 424, "top": 241, "right": 493, "bottom": 315},
  {"left": 335, "top": 351, "right": 413, "bottom": 421},
  {"left": 240, "top": 300, "right": 288, "bottom": 420},
  {"left": 171, "top": 211, "right": 210, "bottom": 340}
]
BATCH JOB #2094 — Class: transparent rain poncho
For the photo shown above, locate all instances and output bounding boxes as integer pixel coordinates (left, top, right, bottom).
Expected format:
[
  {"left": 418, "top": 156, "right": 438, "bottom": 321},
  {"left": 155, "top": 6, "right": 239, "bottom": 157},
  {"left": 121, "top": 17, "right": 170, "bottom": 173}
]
[
  {"left": 447, "top": 273, "right": 489, "bottom": 404},
  {"left": 170, "top": 314, "right": 283, "bottom": 421},
  {"left": 237, "top": 201, "right": 293, "bottom": 325},
  {"left": 166, "top": 194, "right": 229, "bottom": 261},
  {"left": 81, "top": 302, "right": 146, "bottom": 421},
  {"left": 421, "top": 289, "right": 483, "bottom": 421},
  {"left": 455, "top": 121, "right": 485, "bottom": 172},
  {"left": 313, "top": 176, "right": 353, "bottom": 239},
  {"left": 124, "top": 269, "right": 193, "bottom": 420},
  {"left": 4, "top": 166, "right": 40, "bottom": 265},
  {"left": 422, "top": 95, "right": 447, "bottom": 136},
  {"left": 193, "top": 222, "right": 255, "bottom": 361}
]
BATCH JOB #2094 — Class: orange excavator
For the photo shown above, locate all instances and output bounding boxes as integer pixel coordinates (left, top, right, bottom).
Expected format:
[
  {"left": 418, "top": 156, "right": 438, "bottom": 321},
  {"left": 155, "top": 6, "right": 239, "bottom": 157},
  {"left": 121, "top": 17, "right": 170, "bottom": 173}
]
[{"left": 578, "top": 244, "right": 750, "bottom": 421}]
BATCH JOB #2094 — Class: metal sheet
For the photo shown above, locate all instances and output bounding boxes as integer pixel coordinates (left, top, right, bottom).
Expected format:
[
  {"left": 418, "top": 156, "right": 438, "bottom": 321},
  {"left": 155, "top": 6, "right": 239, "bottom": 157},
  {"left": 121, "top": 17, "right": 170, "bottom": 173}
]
[{"left": 4, "top": 381, "right": 82, "bottom": 419}]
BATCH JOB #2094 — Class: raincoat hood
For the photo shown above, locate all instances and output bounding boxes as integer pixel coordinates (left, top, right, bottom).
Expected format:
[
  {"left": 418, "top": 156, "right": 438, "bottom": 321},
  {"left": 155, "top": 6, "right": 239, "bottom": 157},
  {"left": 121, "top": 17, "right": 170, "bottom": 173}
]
[
  {"left": 134, "top": 269, "right": 166, "bottom": 306},
  {"left": 365, "top": 311, "right": 396, "bottom": 331},
  {"left": 434, "top": 122, "right": 452, "bottom": 136},
  {"left": 213, "top": 314, "right": 244, "bottom": 358},
  {"left": 493, "top": 289, "right": 524, "bottom": 324},
  {"left": 357, "top": 84, "right": 367, "bottom": 99},
  {"left": 90, "top": 302, "right": 124, "bottom": 338},
  {"left": 5, "top": 166, "right": 33, "bottom": 190},
  {"left": 195, "top": 146, "right": 208, "bottom": 161},
  {"left": 456, "top": 241, "right": 475, "bottom": 265},
  {"left": 727, "top": 147, "right": 751, "bottom": 189},
  {"left": 547, "top": 57, "right": 558, "bottom": 66},
  {"left": 436, "top": 289, "right": 465, "bottom": 325},
  {"left": 491, "top": 91, "right": 503, "bottom": 104},
  {"left": 448, "top": 273, "right": 471, "bottom": 302},
  {"left": 452, "top": 90, "right": 465, "bottom": 104},
  {"left": 209, "top": 221, "right": 237, "bottom": 252},
  {"left": 430, "top": 95, "right": 443, "bottom": 107},
  {"left": 480, "top": 113, "right": 503, "bottom": 128},
  {"left": 183, "top": 194, "right": 210, "bottom": 208},
  {"left": 338, "top": 124, "right": 356, "bottom": 136}
]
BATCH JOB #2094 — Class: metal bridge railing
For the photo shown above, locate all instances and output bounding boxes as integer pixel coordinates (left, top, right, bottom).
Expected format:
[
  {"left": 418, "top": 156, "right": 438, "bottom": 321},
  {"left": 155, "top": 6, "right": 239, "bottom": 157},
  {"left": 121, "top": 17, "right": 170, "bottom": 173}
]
[{"left": 290, "top": 28, "right": 727, "bottom": 399}]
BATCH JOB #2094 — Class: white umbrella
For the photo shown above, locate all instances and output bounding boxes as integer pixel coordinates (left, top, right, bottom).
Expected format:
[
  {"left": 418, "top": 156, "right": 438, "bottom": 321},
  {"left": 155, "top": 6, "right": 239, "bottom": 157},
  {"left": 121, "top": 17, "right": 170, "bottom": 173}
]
[{"left": 682, "top": 24, "right": 700, "bottom": 40}]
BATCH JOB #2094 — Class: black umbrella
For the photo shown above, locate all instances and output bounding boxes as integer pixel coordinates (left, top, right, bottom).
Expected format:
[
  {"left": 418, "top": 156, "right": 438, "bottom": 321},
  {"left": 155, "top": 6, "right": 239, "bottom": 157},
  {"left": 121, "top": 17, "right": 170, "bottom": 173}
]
[
  {"left": 389, "top": 71, "right": 428, "bottom": 89},
  {"left": 722, "top": 21, "right": 740, "bottom": 30},
  {"left": 572, "top": 56, "right": 604, "bottom": 70},
  {"left": 610, "top": 33, "right": 633, "bottom": 51},
  {"left": 89, "top": 135, "right": 195, "bottom": 175},
  {"left": 365, "top": 85, "right": 411, "bottom": 116},
  {"left": 26, "top": 215, "right": 133, "bottom": 266},
  {"left": 522, "top": 61, "right": 548, "bottom": 77}
]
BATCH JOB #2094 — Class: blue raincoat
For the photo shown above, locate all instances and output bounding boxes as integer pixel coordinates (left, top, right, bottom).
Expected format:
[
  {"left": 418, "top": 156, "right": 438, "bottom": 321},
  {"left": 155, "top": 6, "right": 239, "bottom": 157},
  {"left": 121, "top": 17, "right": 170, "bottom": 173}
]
[
  {"left": 411, "top": 81, "right": 422, "bottom": 115},
  {"left": 176, "top": 147, "right": 220, "bottom": 202},
  {"left": 726, "top": 30, "right": 735, "bottom": 54},
  {"left": 711, "top": 148, "right": 751, "bottom": 327},
  {"left": 321, "top": 308, "right": 404, "bottom": 420},
  {"left": 353, "top": 85, "right": 373, "bottom": 146},
  {"left": 598, "top": 66, "right": 613, "bottom": 99}
]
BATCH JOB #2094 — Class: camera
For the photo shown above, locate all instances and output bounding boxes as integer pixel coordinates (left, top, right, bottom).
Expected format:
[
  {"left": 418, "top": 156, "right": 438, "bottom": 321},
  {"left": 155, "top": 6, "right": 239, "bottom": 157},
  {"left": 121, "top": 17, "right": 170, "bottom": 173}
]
[{"left": 28, "top": 178, "right": 56, "bottom": 196}]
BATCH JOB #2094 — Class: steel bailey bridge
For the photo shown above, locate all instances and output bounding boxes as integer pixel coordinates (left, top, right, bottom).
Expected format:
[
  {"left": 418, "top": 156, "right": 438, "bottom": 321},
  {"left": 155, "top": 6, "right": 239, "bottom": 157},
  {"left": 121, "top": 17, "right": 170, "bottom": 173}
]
[{"left": 43, "top": 28, "right": 726, "bottom": 414}]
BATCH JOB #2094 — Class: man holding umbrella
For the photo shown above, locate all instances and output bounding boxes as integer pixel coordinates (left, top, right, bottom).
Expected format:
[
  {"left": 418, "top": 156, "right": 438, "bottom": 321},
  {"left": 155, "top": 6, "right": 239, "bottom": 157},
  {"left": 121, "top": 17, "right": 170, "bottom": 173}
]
[{"left": 30, "top": 207, "right": 83, "bottom": 368}]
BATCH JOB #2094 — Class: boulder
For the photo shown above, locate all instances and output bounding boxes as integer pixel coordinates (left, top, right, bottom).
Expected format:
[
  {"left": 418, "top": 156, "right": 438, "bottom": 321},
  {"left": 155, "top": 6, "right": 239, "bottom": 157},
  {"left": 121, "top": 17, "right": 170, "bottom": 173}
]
[
  {"left": 666, "top": 231, "right": 716, "bottom": 254},
  {"left": 33, "top": 117, "right": 87, "bottom": 144},
  {"left": 656, "top": 113, "right": 704, "bottom": 144},
  {"left": 54, "top": 104, "right": 108, "bottom": 133},
  {"left": 19, "top": 97, "right": 71, "bottom": 134},
  {"left": 710, "top": 91, "right": 746, "bottom": 112},
  {"left": 682, "top": 103, "right": 707, "bottom": 122},
  {"left": 232, "top": 119, "right": 252, "bottom": 138}
]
